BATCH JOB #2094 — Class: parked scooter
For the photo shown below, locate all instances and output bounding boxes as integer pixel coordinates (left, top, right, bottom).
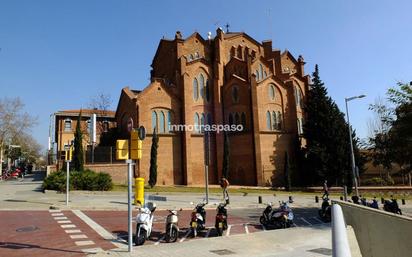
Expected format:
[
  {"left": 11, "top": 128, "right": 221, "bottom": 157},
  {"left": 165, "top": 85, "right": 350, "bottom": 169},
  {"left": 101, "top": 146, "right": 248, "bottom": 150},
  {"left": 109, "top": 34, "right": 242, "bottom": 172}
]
[
  {"left": 383, "top": 198, "right": 402, "bottom": 215},
  {"left": 190, "top": 202, "right": 206, "bottom": 237},
  {"left": 318, "top": 196, "right": 331, "bottom": 222},
  {"left": 360, "top": 197, "right": 379, "bottom": 209},
  {"left": 165, "top": 209, "right": 182, "bottom": 243},
  {"left": 260, "top": 201, "right": 294, "bottom": 229},
  {"left": 215, "top": 202, "right": 228, "bottom": 236},
  {"left": 135, "top": 202, "right": 156, "bottom": 246}
]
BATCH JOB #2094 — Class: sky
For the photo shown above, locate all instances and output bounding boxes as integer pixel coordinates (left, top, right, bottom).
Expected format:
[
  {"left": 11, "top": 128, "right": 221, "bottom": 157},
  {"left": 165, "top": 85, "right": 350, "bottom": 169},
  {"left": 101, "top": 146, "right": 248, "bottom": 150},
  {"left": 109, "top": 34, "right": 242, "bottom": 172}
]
[{"left": 1, "top": 0, "right": 411, "bottom": 151}]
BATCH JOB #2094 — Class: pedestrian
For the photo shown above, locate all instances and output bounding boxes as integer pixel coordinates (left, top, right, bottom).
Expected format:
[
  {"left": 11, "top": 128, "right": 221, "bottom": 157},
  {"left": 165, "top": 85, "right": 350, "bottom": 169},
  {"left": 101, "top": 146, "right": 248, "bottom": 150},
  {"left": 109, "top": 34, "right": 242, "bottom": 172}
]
[
  {"left": 322, "top": 180, "right": 329, "bottom": 199},
  {"left": 220, "top": 177, "right": 230, "bottom": 204}
]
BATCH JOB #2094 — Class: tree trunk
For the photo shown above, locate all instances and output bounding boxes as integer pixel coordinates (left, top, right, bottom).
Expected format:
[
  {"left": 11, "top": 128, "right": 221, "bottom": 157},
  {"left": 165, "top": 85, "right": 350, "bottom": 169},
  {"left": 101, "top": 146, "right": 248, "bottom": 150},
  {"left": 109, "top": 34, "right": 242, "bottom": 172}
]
[{"left": 409, "top": 173, "right": 411, "bottom": 187}]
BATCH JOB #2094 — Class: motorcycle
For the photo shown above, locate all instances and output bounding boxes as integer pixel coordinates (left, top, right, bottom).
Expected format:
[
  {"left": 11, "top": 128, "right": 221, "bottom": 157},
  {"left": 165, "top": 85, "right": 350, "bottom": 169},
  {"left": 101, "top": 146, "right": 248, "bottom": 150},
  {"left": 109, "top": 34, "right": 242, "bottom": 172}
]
[
  {"left": 260, "top": 201, "right": 294, "bottom": 229},
  {"left": 383, "top": 199, "right": 402, "bottom": 215},
  {"left": 318, "top": 197, "right": 331, "bottom": 222},
  {"left": 165, "top": 209, "right": 182, "bottom": 243},
  {"left": 190, "top": 202, "right": 206, "bottom": 237},
  {"left": 361, "top": 197, "right": 379, "bottom": 209},
  {"left": 135, "top": 202, "right": 156, "bottom": 246},
  {"left": 215, "top": 202, "right": 228, "bottom": 236}
]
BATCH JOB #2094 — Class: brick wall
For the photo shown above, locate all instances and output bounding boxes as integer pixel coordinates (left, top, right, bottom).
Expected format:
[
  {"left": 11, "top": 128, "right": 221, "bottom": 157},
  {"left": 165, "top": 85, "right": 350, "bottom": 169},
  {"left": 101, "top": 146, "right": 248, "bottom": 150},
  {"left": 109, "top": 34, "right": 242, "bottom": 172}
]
[{"left": 85, "top": 163, "right": 128, "bottom": 184}]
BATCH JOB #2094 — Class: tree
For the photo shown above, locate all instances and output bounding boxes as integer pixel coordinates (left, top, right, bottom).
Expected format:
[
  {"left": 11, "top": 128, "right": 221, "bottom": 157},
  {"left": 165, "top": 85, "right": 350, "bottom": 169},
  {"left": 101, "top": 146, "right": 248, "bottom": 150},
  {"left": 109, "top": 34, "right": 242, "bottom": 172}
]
[
  {"left": 72, "top": 111, "right": 84, "bottom": 171},
  {"left": 369, "top": 82, "right": 412, "bottom": 185},
  {"left": 222, "top": 131, "right": 230, "bottom": 179},
  {"left": 303, "top": 65, "right": 362, "bottom": 192},
  {"left": 0, "top": 97, "right": 38, "bottom": 170},
  {"left": 88, "top": 92, "right": 113, "bottom": 114},
  {"left": 148, "top": 129, "right": 159, "bottom": 188}
]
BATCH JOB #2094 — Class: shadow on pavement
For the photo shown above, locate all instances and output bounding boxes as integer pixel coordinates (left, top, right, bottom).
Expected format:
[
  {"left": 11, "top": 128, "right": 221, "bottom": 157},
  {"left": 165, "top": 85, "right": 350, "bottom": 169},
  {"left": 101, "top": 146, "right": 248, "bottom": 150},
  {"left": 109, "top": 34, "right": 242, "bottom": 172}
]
[{"left": 0, "top": 242, "right": 83, "bottom": 254}]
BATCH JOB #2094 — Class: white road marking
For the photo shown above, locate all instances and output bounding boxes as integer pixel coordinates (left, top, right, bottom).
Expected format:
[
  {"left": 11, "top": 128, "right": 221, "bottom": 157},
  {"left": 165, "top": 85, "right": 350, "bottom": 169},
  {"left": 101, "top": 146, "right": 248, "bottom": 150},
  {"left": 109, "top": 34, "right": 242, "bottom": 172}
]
[
  {"left": 49, "top": 210, "right": 61, "bottom": 213},
  {"left": 71, "top": 210, "right": 126, "bottom": 249},
  {"left": 179, "top": 229, "right": 191, "bottom": 243},
  {"left": 300, "top": 217, "right": 312, "bottom": 226},
  {"left": 58, "top": 220, "right": 71, "bottom": 224},
  {"left": 81, "top": 248, "right": 103, "bottom": 253},
  {"left": 51, "top": 213, "right": 64, "bottom": 216},
  {"left": 225, "top": 225, "right": 232, "bottom": 236},
  {"left": 75, "top": 240, "right": 95, "bottom": 246},
  {"left": 65, "top": 229, "right": 81, "bottom": 233},
  {"left": 312, "top": 216, "right": 324, "bottom": 223},
  {"left": 154, "top": 235, "right": 165, "bottom": 245},
  {"left": 70, "top": 234, "right": 88, "bottom": 239},
  {"left": 61, "top": 224, "right": 76, "bottom": 228},
  {"left": 244, "top": 224, "right": 249, "bottom": 234},
  {"left": 54, "top": 217, "right": 68, "bottom": 220}
]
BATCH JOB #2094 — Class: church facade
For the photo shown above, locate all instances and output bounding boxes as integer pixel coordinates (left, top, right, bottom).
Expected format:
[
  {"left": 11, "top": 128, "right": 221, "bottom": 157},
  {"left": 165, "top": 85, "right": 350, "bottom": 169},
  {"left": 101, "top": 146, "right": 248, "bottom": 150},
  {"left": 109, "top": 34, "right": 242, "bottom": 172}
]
[{"left": 115, "top": 29, "right": 308, "bottom": 186}]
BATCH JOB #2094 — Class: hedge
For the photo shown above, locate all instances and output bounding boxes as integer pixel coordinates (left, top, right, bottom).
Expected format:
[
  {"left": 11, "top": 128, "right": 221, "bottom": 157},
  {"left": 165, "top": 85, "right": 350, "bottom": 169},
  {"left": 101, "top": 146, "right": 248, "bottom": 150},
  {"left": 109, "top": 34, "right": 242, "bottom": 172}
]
[{"left": 43, "top": 169, "right": 113, "bottom": 191}]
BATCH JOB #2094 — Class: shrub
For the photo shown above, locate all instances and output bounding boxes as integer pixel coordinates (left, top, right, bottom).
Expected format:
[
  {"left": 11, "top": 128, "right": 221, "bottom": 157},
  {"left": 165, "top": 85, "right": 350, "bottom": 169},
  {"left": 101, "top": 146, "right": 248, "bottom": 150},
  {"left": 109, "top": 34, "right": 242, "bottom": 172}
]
[
  {"left": 42, "top": 169, "right": 113, "bottom": 191},
  {"left": 362, "top": 177, "right": 388, "bottom": 186},
  {"left": 42, "top": 171, "right": 66, "bottom": 191}
]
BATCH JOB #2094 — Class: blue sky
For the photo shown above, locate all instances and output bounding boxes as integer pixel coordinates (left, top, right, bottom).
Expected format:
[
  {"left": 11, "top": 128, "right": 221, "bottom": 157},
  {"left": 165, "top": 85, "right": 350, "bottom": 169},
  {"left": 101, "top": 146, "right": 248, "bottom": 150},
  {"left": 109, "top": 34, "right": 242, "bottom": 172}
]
[{"left": 1, "top": 0, "right": 411, "bottom": 151}]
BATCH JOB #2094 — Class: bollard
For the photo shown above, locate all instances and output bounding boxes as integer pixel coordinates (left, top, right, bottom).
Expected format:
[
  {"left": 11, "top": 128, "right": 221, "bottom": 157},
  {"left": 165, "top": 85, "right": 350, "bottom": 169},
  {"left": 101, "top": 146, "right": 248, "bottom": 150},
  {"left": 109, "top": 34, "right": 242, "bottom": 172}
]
[
  {"left": 340, "top": 196, "right": 343, "bottom": 201},
  {"left": 315, "top": 196, "right": 319, "bottom": 203},
  {"left": 289, "top": 196, "right": 293, "bottom": 203},
  {"left": 134, "top": 177, "right": 145, "bottom": 205},
  {"left": 381, "top": 197, "right": 385, "bottom": 204},
  {"left": 402, "top": 199, "right": 406, "bottom": 205},
  {"left": 258, "top": 196, "right": 262, "bottom": 204}
]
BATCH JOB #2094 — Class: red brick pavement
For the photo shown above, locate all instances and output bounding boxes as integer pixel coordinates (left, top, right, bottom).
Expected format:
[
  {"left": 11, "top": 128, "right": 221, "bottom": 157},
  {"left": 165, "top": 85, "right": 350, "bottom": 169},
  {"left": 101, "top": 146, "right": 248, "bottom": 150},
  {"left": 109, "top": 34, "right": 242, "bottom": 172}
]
[{"left": 0, "top": 210, "right": 119, "bottom": 257}]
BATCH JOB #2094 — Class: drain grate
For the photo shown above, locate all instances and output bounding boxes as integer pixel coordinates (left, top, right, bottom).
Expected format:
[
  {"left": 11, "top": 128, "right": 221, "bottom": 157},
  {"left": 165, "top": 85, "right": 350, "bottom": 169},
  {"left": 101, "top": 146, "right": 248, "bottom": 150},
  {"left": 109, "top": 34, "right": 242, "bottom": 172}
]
[
  {"left": 308, "top": 248, "right": 332, "bottom": 256},
  {"left": 210, "top": 249, "right": 235, "bottom": 255},
  {"left": 16, "top": 226, "right": 39, "bottom": 233}
]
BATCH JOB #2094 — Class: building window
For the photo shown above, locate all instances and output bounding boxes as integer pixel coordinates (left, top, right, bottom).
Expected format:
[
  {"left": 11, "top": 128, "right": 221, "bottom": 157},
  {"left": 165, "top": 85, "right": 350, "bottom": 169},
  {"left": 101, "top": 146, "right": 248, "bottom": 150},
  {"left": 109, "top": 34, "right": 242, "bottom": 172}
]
[
  {"left": 194, "top": 52, "right": 199, "bottom": 59},
  {"left": 272, "top": 111, "right": 277, "bottom": 130},
  {"left": 64, "top": 118, "right": 72, "bottom": 132},
  {"left": 159, "top": 111, "right": 165, "bottom": 133},
  {"left": 199, "top": 74, "right": 205, "bottom": 99},
  {"left": 207, "top": 113, "right": 212, "bottom": 125},
  {"left": 237, "top": 45, "right": 242, "bottom": 59},
  {"left": 259, "top": 64, "right": 263, "bottom": 81},
  {"left": 167, "top": 111, "right": 172, "bottom": 132},
  {"left": 263, "top": 70, "right": 267, "bottom": 79},
  {"left": 87, "top": 119, "right": 92, "bottom": 134},
  {"left": 194, "top": 113, "right": 200, "bottom": 133},
  {"left": 152, "top": 111, "right": 158, "bottom": 131},
  {"left": 232, "top": 85, "right": 239, "bottom": 103},
  {"left": 255, "top": 70, "right": 259, "bottom": 81},
  {"left": 229, "top": 113, "right": 233, "bottom": 125},
  {"left": 205, "top": 80, "right": 210, "bottom": 102},
  {"left": 235, "top": 113, "right": 240, "bottom": 125},
  {"left": 103, "top": 120, "right": 109, "bottom": 132},
  {"left": 277, "top": 112, "right": 282, "bottom": 130},
  {"left": 241, "top": 112, "right": 246, "bottom": 130},
  {"left": 193, "top": 78, "right": 199, "bottom": 101},
  {"left": 266, "top": 111, "right": 271, "bottom": 130},
  {"left": 295, "top": 85, "right": 303, "bottom": 108},
  {"left": 269, "top": 84, "right": 275, "bottom": 100}
]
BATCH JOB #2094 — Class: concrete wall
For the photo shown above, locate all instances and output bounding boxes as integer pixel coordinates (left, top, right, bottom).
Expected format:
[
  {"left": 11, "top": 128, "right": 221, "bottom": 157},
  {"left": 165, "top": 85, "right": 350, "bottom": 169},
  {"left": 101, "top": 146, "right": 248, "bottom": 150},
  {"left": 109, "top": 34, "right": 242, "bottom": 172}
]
[{"left": 333, "top": 200, "right": 412, "bottom": 257}]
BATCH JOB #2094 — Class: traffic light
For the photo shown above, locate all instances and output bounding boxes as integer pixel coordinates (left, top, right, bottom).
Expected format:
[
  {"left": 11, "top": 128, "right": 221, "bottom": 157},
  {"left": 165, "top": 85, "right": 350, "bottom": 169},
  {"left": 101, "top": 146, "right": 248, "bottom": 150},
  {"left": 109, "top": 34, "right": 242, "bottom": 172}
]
[
  {"left": 116, "top": 139, "right": 129, "bottom": 160},
  {"left": 130, "top": 130, "right": 142, "bottom": 160},
  {"left": 65, "top": 145, "right": 73, "bottom": 161}
]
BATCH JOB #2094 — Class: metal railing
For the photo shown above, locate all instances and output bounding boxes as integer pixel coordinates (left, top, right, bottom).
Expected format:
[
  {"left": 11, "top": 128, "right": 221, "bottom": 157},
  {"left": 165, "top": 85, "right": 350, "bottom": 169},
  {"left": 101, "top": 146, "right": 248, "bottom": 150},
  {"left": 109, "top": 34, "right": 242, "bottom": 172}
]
[{"left": 332, "top": 204, "right": 352, "bottom": 257}]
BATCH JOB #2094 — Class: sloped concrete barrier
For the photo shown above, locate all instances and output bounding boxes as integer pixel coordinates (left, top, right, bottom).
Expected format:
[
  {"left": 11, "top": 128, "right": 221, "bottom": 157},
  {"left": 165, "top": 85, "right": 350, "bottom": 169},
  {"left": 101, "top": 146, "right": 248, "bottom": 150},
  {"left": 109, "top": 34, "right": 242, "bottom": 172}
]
[
  {"left": 332, "top": 200, "right": 412, "bottom": 257},
  {"left": 332, "top": 204, "right": 352, "bottom": 257}
]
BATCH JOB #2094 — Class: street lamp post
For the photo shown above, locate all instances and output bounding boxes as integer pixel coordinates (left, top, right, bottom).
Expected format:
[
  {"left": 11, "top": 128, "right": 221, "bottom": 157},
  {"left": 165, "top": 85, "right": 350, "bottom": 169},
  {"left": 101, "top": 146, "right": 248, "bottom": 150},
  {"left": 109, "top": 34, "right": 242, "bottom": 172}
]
[{"left": 345, "top": 95, "right": 366, "bottom": 197}]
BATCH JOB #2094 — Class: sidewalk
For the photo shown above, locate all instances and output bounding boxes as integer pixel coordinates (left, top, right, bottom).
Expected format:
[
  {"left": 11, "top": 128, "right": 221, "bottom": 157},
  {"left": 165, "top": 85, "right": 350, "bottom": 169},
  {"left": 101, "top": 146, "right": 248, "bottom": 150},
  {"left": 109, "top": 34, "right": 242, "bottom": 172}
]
[{"left": 91, "top": 226, "right": 332, "bottom": 257}]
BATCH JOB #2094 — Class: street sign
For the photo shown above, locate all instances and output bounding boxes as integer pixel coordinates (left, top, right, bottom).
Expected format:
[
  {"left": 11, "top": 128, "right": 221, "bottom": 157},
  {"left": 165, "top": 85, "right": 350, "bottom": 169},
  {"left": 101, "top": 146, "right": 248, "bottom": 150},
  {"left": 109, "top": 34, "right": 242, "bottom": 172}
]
[{"left": 138, "top": 126, "right": 146, "bottom": 140}]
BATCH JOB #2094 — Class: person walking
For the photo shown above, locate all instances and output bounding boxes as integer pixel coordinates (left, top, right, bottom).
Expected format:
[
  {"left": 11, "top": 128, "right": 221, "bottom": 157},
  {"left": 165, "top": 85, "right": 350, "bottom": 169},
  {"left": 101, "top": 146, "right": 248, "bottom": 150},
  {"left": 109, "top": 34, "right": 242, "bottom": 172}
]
[
  {"left": 322, "top": 180, "right": 329, "bottom": 199},
  {"left": 220, "top": 177, "right": 230, "bottom": 204}
]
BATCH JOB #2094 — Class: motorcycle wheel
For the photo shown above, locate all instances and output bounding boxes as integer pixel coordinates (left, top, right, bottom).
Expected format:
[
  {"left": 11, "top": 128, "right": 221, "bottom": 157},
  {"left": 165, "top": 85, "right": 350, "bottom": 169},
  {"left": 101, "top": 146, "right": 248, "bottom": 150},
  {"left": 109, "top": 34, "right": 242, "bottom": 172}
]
[
  {"left": 135, "top": 225, "right": 146, "bottom": 246},
  {"left": 216, "top": 222, "right": 224, "bottom": 236},
  {"left": 259, "top": 216, "right": 267, "bottom": 225},
  {"left": 166, "top": 226, "right": 178, "bottom": 243}
]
